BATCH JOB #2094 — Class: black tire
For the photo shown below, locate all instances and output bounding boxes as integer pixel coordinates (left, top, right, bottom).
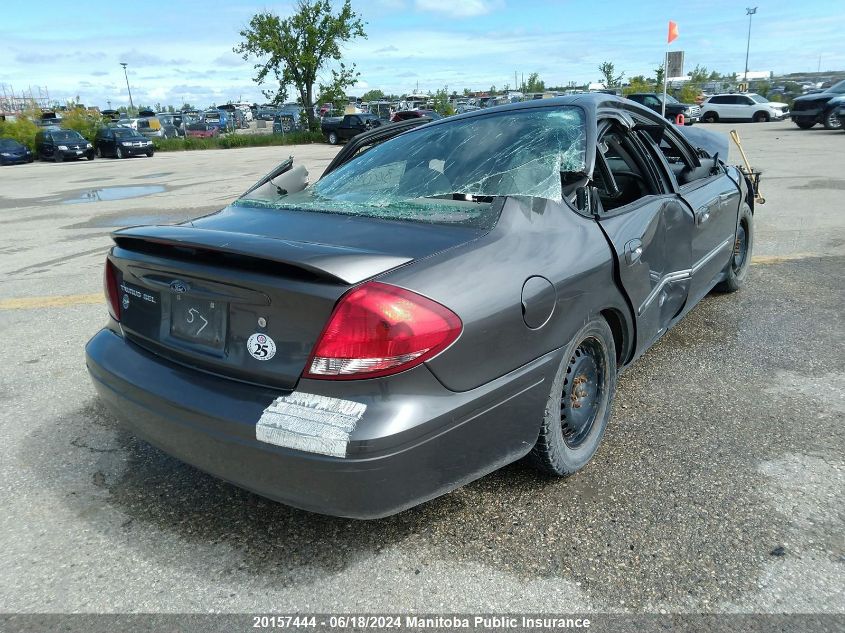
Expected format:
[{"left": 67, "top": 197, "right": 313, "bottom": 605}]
[
  {"left": 96, "top": 146, "right": 102, "bottom": 158},
  {"left": 146, "top": 150, "right": 154, "bottom": 157},
  {"left": 116, "top": 146, "right": 125, "bottom": 159},
  {"left": 794, "top": 118, "right": 815, "bottom": 129},
  {"left": 327, "top": 131, "right": 339, "bottom": 145},
  {"left": 702, "top": 111, "right": 719, "bottom": 123},
  {"left": 528, "top": 317, "right": 617, "bottom": 476},
  {"left": 53, "top": 152, "right": 63, "bottom": 163},
  {"left": 823, "top": 109, "right": 840, "bottom": 130},
  {"left": 715, "top": 202, "right": 754, "bottom": 293},
  {"left": 752, "top": 111, "right": 770, "bottom": 123}
]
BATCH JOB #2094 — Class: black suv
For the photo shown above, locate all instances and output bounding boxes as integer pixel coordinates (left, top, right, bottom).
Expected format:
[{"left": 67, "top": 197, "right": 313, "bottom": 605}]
[
  {"left": 790, "top": 79, "right": 845, "bottom": 129},
  {"left": 34, "top": 128, "right": 94, "bottom": 162},
  {"left": 94, "top": 126, "right": 155, "bottom": 158},
  {"left": 626, "top": 93, "right": 700, "bottom": 125}
]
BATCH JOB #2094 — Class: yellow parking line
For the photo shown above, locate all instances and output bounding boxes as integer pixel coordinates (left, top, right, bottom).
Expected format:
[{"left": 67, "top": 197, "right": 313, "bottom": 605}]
[
  {"left": 0, "top": 293, "right": 103, "bottom": 310},
  {"left": 750, "top": 253, "right": 818, "bottom": 265}
]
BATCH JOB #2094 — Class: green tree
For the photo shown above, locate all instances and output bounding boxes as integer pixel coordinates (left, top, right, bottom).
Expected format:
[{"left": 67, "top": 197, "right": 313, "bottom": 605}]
[
  {"left": 432, "top": 86, "right": 455, "bottom": 116},
  {"left": 521, "top": 72, "right": 545, "bottom": 93},
  {"left": 598, "top": 61, "right": 624, "bottom": 88},
  {"left": 234, "top": 0, "right": 366, "bottom": 131},
  {"left": 688, "top": 65, "right": 709, "bottom": 84},
  {"left": 754, "top": 80, "right": 771, "bottom": 98},
  {"left": 361, "top": 89, "right": 385, "bottom": 102},
  {"left": 317, "top": 76, "right": 348, "bottom": 115},
  {"left": 654, "top": 63, "right": 665, "bottom": 87},
  {"left": 623, "top": 76, "right": 653, "bottom": 95}
]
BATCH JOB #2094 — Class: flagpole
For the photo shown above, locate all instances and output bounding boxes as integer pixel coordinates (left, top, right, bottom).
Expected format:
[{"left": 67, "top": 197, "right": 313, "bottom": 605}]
[{"left": 661, "top": 45, "right": 668, "bottom": 118}]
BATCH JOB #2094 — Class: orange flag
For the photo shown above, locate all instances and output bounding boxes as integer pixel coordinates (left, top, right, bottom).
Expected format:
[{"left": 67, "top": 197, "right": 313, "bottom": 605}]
[{"left": 668, "top": 20, "right": 679, "bottom": 43}]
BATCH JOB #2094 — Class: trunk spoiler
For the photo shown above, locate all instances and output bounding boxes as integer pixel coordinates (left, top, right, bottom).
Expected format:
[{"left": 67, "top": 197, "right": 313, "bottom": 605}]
[{"left": 111, "top": 225, "right": 412, "bottom": 285}]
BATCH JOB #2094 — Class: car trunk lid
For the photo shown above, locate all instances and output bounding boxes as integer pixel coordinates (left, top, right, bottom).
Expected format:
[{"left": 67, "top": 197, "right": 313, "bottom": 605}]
[{"left": 108, "top": 205, "right": 488, "bottom": 389}]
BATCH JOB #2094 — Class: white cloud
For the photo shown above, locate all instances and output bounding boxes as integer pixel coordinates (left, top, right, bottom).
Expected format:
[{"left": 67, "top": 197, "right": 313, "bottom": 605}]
[{"left": 414, "top": 0, "right": 503, "bottom": 18}]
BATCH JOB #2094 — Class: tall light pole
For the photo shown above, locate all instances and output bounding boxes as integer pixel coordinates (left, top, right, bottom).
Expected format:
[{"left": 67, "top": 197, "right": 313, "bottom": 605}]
[
  {"left": 743, "top": 7, "right": 758, "bottom": 84},
  {"left": 120, "top": 62, "right": 134, "bottom": 111}
]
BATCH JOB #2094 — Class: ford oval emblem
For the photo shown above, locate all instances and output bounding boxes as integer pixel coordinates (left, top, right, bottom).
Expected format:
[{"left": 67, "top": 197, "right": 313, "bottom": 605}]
[{"left": 170, "top": 280, "right": 190, "bottom": 294}]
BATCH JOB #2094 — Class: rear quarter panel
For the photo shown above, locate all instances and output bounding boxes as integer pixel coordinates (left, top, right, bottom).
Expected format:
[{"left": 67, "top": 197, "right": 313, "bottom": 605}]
[{"left": 379, "top": 197, "right": 632, "bottom": 392}]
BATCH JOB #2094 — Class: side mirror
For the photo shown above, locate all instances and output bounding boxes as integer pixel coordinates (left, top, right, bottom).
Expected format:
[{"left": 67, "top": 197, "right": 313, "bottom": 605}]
[{"left": 575, "top": 186, "right": 591, "bottom": 213}]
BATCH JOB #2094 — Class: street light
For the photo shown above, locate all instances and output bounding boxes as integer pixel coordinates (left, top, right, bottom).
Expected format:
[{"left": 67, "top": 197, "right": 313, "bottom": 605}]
[
  {"left": 743, "top": 7, "right": 758, "bottom": 84},
  {"left": 120, "top": 62, "right": 134, "bottom": 111}
]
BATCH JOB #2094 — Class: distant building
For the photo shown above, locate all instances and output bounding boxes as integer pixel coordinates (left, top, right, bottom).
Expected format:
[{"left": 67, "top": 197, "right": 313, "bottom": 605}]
[{"left": 732, "top": 71, "right": 773, "bottom": 81}]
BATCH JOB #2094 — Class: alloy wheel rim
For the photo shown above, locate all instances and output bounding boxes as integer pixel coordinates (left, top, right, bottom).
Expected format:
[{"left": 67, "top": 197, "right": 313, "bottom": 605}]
[{"left": 560, "top": 337, "right": 605, "bottom": 448}]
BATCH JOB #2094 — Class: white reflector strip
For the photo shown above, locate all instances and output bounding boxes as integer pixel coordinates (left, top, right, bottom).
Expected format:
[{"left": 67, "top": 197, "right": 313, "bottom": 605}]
[{"left": 255, "top": 392, "right": 367, "bottom": 458}]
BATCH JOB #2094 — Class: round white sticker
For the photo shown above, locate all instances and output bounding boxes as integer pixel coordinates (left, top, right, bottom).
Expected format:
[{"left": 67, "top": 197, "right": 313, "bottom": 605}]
[{"left": 247, "top": 332, "right": 276, "bottom": 361}]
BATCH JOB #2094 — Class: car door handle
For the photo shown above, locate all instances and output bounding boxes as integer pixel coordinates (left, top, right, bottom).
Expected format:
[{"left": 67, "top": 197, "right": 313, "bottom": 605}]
[
  {"left": 718, "top": 193, "right": 734, "bottom": 203},
  {"left": 624, "top": 239, "right": 643, "bottom": 265},
  {"left": 695, "top": 207, "right": 711, "bottom": 225}
]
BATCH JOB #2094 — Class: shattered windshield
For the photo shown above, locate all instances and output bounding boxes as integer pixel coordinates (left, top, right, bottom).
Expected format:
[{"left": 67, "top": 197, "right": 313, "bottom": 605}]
[{"left": 235, "top": 106, "right": 585, "bottom": 225}]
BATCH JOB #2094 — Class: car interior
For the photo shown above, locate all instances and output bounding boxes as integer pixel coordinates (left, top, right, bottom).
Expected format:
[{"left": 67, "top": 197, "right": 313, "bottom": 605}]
[{"left": 593, "top": 130, "right": 655, "bottom": 211}]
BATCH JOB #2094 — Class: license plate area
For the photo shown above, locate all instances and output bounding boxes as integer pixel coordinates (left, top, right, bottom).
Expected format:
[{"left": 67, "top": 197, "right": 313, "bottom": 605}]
[{"left": 168, "top": 295, "right": 227, "bottom": 352}]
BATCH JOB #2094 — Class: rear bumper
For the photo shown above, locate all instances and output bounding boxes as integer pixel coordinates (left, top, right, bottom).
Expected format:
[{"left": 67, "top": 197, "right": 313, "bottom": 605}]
[{"left": 85, "top": 328, "right": 554, "bottom": 518}]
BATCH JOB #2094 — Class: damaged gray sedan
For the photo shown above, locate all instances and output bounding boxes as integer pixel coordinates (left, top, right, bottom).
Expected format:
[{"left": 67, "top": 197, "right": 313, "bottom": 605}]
[{"left": 86, "top": 94, "right": 756, "bottom": 518}]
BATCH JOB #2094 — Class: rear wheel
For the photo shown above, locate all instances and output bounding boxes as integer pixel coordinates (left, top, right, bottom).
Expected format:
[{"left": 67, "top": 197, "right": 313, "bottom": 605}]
[
  {"left": 327, "top": 131, "right": 339, "bottom": 145},
  {"left": 96, "top": 146, "right": 102, "bottom": 158},
  {"left": 823, "top": 109, "right": 841, "bottom": 130},
  {"left": 528, "top": 317, "right": 617, "bottom": 476},
  {"left": 794, "top": 117, "right": 815, "bottom": 129},
  {"left": 715, "top": 203, "right": 753, "bottom": 293},
  {"left": 702, "top": 111, "right": 719, "bottom": 123},
  {"left": 752, "top": 111, "right": 770, "bottom": 123}
]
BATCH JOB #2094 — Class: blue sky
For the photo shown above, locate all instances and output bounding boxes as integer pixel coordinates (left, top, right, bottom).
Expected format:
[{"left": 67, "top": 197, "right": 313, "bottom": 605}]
[{"left": 1, "top": 0, "right": 842, "bottom": 108}]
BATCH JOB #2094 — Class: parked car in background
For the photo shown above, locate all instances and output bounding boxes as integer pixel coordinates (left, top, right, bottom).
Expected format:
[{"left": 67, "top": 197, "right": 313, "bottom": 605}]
[
  {"left": 790, "top": 79, "right": 845, "bottom": 129},
  {"left": 218, "top": 104, "right": 249, "bottom": 129},
  {"left": 203, "top": 109, "right": 235, "bottom": 133},
  {"left": 0, "top": 138, "right": 34, "bottom": 165},
  {"left": 273, "top": 112, "right": 303, "bottom": 134},
  {"left": 156, "top": 113, "right": 185, "bottom": 138},
  {"left": 257, "top": 106, "right": 278, "bottom": 121},
  {"left": 86, "top": 94, "right": 756, "bottom": 518},
  {"left": 699, "top": 93, "right": 788, "bottom": 123},
  {"left": 94, "top": 127, "right": 154, "bottom": 158},
  {"left": 101, "top": 109, "right": 122, "bottom": 121},
  {"left": 625, "top": 93, "right": 700, "bottom": 125},
  {"left": 186, "top": 122, "right": 220, "bottom": 138},
  {"left": 135, "top": 116, "right": 167, "bottom": 139},
  {"left": 321, "top": 113, "right": 386, "bottom": 144},
  {"left": 391, "top": 109, "right": 442, "bottom": 122},
  {"left": 34, "top": 128, "right": 94, "bottom": 162},
  {"left": 833, "top": 96, "right": 845, "bottom": 131}
]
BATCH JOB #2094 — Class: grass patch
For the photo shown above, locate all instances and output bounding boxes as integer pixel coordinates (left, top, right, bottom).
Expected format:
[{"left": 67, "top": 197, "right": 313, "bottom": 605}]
[{"left": 153, "top": 132, "right": 324, "bottom": 152}]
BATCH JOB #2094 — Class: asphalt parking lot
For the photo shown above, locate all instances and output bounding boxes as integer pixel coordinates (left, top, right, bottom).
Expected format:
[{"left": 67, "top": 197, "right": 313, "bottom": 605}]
[{"left": 0, "top": 121, "right": 842, "bottom": 614}]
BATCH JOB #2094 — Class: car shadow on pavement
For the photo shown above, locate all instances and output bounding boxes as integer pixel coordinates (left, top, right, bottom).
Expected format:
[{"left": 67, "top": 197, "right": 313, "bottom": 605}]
[{"left": 30, "top": 256, "right": 845, "bottom": 609}]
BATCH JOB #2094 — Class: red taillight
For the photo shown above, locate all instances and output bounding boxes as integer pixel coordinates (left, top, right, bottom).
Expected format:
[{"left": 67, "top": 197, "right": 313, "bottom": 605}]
[
  {"left": 304, "top": 282, "right": 462, "bottom": 380},
  {"left": 104, "top": 258, "right": 121, "bottom": 321}
]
